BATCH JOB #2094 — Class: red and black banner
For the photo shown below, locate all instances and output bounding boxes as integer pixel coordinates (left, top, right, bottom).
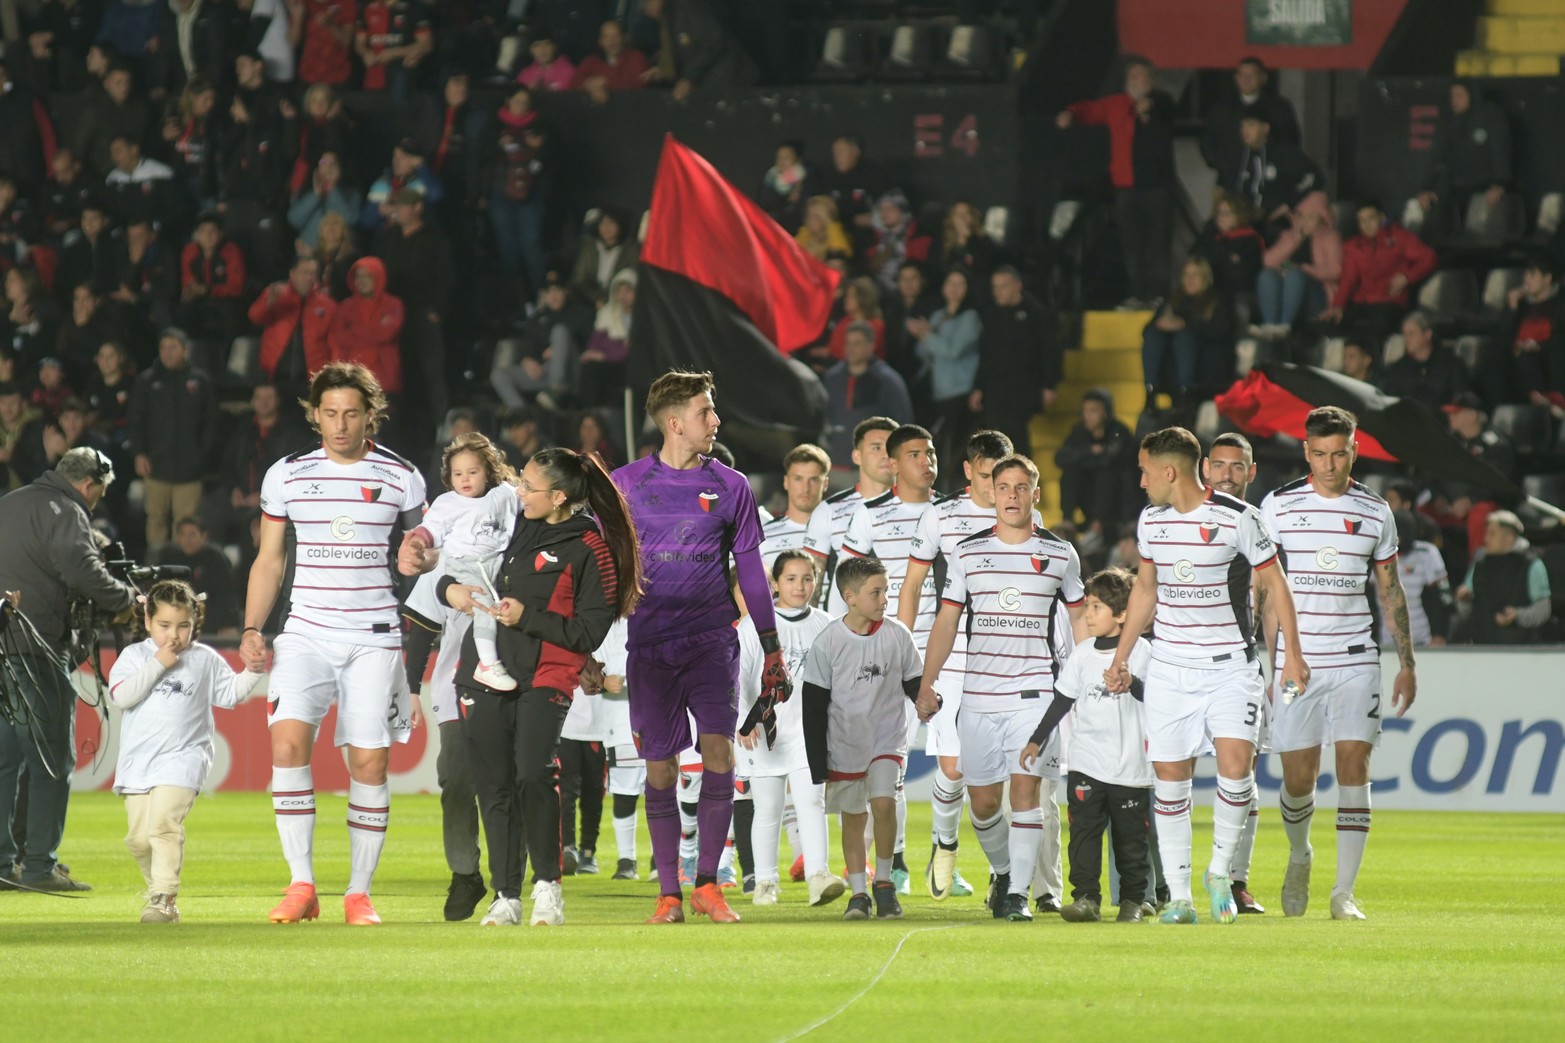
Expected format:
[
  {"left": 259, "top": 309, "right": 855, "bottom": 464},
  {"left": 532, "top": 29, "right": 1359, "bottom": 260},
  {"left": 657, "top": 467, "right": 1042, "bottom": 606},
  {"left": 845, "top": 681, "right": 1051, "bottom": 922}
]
[
  {"left": 631, "top": 136, "right": 837, "bottom": 463},
  {"left": 1215, "top": 364, "right": 1525, "bottom": 505}
]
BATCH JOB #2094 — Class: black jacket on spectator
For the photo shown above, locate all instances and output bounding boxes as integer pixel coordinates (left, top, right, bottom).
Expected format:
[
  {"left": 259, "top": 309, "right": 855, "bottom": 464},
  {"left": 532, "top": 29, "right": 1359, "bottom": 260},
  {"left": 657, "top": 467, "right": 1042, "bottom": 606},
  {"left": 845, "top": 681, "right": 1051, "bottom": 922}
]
[
  {"left": 19, "top": 0, "right": 103, "bottom": 94},
  {"left": 228, "top": 410, "right": 308, "bottom": 500},
  {"left": 39, "top": 174, "right": 96, "bottom": 242},
  {"left": 57, "top": 229, "right": 120, "bottom": 301},
  {"left": 71, "top": 89, "right": 157, "bottom": 177},
  {"left": 377, "top": 222, "right": 454, "bottom": 319},
  {"left": 975, "top": 292, "right": 1060, "bottom": 451},
  {"left": 57, "top": 310, "right": 118, "bottom": 389},
  {"left": 218, "top": 87, "right": 288, "bottom": 208},
  {"left": 156, "top": 542, "right": 240, "bottom": 631},
  {"left": 0, "top": 76, "right": 56, "bottom": 194},
  {"left": 1464, "top": 549, "right": 1541, "bottom": 645},
  {"left": 1484, "top": 289, "right": 1565, "bottom": 404},
  {"left": 11, "top": 418, "right": 112, "bottom": 486},
  {"left": 1192, "top": 224, "right": 1266, "bottom": 300},
  {"left": 1232, "top": 140, "right": 1324, "bottom": 228},
  {"left": 1131, "top": 91, "right": 1177, "bottom": 190},
  {"left": 661, "top": 0, "right": 760, "bottom": 90},
  {"left": 1424, "top": 89, "right": 1512, "bottom": 197},
  {"left": 1443, "top": 427, "right": 1516, "bottom": 503},
  {"left": 1201, "top": 91, "right": 1302, "bottom": 175},
  {"left": 126, "top": 361, "right": 218, "bottom": 483},
  {"left": 815, "top": 159, "right": 885, "bottom": 231},
  {"left": 1380, "top": 348, "right": 1469, "bottom": 411},
  {"left": 416, "top": 95, "right": 485, "bottom": 208},
  {"left": 517, "top": 297, "right": 593, "bottom": 361}
]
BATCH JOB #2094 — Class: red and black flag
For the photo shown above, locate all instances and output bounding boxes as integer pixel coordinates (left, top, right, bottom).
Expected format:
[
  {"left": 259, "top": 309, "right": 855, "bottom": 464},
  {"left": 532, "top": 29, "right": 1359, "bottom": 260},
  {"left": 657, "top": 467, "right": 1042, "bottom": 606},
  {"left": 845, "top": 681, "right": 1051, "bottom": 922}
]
[
  {"left": 1214, "top": 363, "right": 1527, "bottom": 505},
  {"left": 632, "top": 136, "right": 838, "bottom": 462}
]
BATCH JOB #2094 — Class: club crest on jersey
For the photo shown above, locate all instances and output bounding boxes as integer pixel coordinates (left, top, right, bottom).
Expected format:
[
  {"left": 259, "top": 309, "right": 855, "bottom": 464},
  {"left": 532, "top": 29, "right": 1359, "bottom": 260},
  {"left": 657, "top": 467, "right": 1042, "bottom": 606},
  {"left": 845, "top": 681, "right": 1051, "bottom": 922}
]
[
  {"left": 1030, "top": 553, "right": 1048, "bottom": 574},
  {"left": 698, "top": 491, "right": 719, "bottom": 512},
  {"left": 535, "top": 550, "right": 560, "bottom": 571},
  {"left": 1199, "top": 523, "right": 1218, "bottom": 544},
  {"left": 360, "top": 485, "right": 382, "bottom": 502},
  {"left": 1344, "top": 518, "right": 1363, "bottom": 535}
]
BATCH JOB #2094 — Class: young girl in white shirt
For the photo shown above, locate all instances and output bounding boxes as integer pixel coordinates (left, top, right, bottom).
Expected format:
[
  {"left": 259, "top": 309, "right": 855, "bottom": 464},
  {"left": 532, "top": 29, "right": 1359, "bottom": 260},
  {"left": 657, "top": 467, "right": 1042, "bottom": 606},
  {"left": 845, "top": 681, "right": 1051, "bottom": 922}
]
[{"left": 110, "top": 580, "right": 262, "bottom": 923}]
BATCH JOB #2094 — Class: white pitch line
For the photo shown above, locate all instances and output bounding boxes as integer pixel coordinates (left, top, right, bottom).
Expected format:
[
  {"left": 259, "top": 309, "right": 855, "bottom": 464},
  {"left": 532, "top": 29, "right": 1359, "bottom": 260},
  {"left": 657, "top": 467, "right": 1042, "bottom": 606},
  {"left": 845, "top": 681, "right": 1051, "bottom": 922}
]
[{"left": 775, "top": 923, "right": 970, "bottom": 1041}]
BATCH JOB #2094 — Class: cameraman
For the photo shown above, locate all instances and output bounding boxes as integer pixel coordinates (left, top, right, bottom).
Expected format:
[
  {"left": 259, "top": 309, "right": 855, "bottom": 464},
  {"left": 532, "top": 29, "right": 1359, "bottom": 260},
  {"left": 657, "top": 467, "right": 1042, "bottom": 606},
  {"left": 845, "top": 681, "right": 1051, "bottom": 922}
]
[{"left": 0, "top": 447, "right": 138, "bottom": 891}]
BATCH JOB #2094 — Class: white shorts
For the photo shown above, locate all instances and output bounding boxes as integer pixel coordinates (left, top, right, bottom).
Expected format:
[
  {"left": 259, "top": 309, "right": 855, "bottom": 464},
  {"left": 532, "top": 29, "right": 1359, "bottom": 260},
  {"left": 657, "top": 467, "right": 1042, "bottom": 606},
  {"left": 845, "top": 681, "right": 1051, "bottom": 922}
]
[
  {"left": 1270, "top": 665, "right": 1383, "bottom": 753},
  {"left": 958, "top": 707, "right": 1053, "bottom": 787},
  {"left": 1255, "top": 671, "right": 1274, "bottom": 754},
  {"left": 1144, "top": 658, "right": 1265, "bottom": 763},
  {"left": 608, "top": 764, "right": 646, "bottom": 797},
  {"left": 925, "top": 676, "right": 963, "bottom": 758},
  {"left": 267, "top": 633, "right": 412, "bottom": 749},
  {"left": 825, "top": 756, "right": 903, "bottom": 815}
]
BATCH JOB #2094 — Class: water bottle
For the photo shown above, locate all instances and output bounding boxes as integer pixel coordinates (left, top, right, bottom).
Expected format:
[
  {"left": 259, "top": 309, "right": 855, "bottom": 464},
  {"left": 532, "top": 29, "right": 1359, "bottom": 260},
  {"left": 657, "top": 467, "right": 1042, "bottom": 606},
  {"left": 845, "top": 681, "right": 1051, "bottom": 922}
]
[{"left": 1280, "top": 679, "right": 1302, "bottom": 705}]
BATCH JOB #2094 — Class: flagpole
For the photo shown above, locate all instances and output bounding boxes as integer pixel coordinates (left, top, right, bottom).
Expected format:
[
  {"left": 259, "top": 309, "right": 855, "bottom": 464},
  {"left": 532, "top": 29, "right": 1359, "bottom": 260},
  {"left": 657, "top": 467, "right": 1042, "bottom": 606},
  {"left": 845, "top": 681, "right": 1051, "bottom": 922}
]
[
  {"left": 623, "top": 386, "right": 635, "bottom": 463},
  {"left": 1527, "top": 496, "right": 1565, "bottom": 523}
]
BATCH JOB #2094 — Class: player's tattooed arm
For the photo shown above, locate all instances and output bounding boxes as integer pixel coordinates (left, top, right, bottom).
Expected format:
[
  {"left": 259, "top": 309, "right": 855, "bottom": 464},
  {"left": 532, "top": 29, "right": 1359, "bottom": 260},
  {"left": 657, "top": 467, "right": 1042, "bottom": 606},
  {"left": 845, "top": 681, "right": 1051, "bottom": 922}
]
[{"left": 1377, "top": 558, "right": 1418, "bottom": 716}]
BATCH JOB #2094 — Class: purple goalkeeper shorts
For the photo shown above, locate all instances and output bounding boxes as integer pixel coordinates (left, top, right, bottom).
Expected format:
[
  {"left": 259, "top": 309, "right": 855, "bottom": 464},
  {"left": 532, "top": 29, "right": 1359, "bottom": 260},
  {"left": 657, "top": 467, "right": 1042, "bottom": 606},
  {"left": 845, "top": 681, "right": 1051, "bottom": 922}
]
[{"left": 627, "top": 627, "right": 740, "bottom": 763}]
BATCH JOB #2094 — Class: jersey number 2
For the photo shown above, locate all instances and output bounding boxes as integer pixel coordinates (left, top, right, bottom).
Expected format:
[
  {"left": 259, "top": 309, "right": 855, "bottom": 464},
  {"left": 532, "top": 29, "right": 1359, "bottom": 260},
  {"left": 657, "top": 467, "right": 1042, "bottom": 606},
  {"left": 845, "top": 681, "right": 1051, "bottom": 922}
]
[{"left": 1368, "top": 693, "right": 1381, "bottom": 719}]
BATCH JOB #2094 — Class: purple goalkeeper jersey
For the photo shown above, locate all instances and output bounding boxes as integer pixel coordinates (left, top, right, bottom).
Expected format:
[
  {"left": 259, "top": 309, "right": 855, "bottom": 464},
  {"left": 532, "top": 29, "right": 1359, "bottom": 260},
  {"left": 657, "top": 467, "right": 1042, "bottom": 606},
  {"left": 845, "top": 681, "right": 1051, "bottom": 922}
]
[{"left": 613, "top": 453, "right": 764, "bottom": 648}]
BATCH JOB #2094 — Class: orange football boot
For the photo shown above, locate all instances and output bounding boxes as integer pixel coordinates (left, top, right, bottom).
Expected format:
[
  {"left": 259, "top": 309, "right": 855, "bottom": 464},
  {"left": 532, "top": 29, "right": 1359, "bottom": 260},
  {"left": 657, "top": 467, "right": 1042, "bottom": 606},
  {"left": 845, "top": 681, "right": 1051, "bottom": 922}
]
[
  {"left": 344, "top": 893, "right": 382, "bottom": 925},
  {"left": 269, "top": 882, "right": 320, "bottom": 923},
  {"left": 645, "top": 894, "right": 686, "bottom": 924},
  {"left": 691, "top": 883, "right": 741, "bottom": 923}
]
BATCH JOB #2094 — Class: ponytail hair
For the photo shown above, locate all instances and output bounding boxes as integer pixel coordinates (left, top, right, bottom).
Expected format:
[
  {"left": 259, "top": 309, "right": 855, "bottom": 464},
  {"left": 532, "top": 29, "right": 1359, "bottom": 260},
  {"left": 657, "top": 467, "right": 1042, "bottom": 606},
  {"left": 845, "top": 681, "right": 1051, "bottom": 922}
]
[
  {"left": 131, "top": 579, "right": 206, "bottom": 640},
  {"left": 531, "top": 447, "right": 644, "bottom": 618}
]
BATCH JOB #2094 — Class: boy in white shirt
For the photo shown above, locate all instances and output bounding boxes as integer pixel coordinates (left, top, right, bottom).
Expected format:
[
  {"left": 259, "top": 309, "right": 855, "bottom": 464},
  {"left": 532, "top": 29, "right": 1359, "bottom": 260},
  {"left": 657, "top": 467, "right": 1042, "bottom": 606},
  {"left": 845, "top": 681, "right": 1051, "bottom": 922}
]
[
  {"left": 1021, "top": 567, "right": 1154, "bottom": 923},
  {"left": 802, "top": 556, "right": 935, "bottom": 920}
]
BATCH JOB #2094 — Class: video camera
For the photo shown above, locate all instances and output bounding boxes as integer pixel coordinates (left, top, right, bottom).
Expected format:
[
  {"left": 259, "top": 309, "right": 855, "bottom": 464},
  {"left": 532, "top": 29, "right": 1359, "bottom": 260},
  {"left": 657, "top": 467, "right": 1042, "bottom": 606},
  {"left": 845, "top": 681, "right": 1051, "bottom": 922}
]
[{"left": 68, "top": 541, "right": 191, "bottom": 654}]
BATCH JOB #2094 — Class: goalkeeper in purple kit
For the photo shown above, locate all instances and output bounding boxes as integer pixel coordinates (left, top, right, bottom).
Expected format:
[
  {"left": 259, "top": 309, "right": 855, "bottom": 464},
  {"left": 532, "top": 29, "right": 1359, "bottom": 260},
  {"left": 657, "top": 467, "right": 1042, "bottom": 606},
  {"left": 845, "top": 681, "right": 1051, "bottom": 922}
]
[{"left": 612, "top": 371, "right": 792, "bottom": 924}]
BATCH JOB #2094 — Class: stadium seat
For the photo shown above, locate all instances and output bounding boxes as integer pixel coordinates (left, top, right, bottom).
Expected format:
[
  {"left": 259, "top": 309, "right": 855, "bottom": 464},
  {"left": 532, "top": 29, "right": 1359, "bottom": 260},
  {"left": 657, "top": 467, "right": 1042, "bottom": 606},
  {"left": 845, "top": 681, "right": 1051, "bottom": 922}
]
[
  {"left": 1321, "top": 336, "right": 1346, "bottom": 373},
  {"left": 1049, "top": 200, "right": 1081, "bottom": 241},
  {"left": 813, "top": 25, "right": 878, "bottom": 82},
  {"left": 1234, "top": 336, "right": 1258, "bottom": 375},
  {"left": 1490, "top": 403, "right": 1555, "bottom": 452},
  {"left": 1401, "top": 197, "right": 1427, "bottom": 234},
  {"left": 228, "top": 336, "right": 260, "bottom": 383},
  {"left": 1453, "top": 334, "right": 1486, "bottom": 373},
  {"left": 1523, "top": 474, "right": 1565, "bottom": 506},
  {"left": 983, "top": 206, "right": 1009, "bottom": 246},
  {"left": 880, "top": 24, "right": 936, "bottom": 80},
  {"left": 1383, "top": 332, "right": 1406, "bottom": 367},
  {"left": 638, "top": 210, "right": 650, "bottom": 243},
  {"left": 1358, "top": 473, "right": 1390, "bottom": 496},
  {"left": 1332, "top": 199, "right": 1359, "bottom": 238},
  {"left": 1482, "top": 268, "right": 1524, "bottom": 313},
  {"left": 1542, "top": 546, "right": 1565, "bottom": 602},
  {"left": 1193, "top": 400, "right": 1220, "bottom": 442},
  {"left": 939, "top": 25, "right": 995, "bottom": 79},
  {"left": 1417, "top": 269, "right": 1480, "bottom": 318},
  {"left": 1464, "top": 191, "right": 1526, "bottom": 240},
  {"left": 1536, "top": 192, "right": 1562, "bottom": 237}
]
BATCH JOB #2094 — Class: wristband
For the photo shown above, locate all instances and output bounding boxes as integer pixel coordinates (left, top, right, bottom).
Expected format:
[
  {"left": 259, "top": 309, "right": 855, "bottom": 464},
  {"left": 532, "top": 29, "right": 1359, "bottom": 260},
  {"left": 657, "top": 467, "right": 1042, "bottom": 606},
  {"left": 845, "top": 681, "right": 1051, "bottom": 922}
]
[
  {"left": 759, "top": 629, "right": 781, "bottom": 656},
  {"left": 242, "top": 626, "right": 262, "bottom": 636}
]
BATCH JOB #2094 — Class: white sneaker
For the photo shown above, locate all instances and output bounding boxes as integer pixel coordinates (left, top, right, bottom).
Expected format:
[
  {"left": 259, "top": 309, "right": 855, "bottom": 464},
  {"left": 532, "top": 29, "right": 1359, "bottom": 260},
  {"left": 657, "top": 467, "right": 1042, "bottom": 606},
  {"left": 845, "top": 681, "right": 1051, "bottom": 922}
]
[
  {"left": 808, "top": 871, "right": 846, "bottom": 907},
  {"left": 1330, "top": 892, "right": 1367, "bottom": 921},
  {"left": 480, "top": 895, "right": 523, "bottom": 925},
  {"left": 1281, "top": 851, "right": 1312, "bottom": 918},
  {"left": 140, "top": 892, "right": 179, "bottom": 923},
  {"left": 474, "top": 661, "right": 519, "bottom": 692},
  {"left": 752, "top": 879, "right": 780, "bottom": 905},
  {"left": 530, "top": 880, "right": 564, "bottom": 926}
]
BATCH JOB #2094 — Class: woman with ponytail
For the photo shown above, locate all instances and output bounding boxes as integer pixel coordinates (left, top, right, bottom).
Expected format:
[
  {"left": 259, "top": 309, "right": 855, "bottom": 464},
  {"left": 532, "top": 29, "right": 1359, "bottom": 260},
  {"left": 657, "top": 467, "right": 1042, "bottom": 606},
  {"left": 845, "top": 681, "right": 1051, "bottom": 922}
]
[{"left": 414, "top": 447, "right": 642, "bottom": 929}]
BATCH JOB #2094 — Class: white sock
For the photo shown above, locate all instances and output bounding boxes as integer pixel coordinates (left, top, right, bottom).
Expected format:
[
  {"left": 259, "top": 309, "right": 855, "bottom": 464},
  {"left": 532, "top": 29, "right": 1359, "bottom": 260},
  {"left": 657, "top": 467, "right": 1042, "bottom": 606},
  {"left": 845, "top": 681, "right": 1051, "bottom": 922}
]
[
  {"left": 679, "top": 803, "right": 698, "bottom": 860},
  {"left": 789, "top": 769, "right": 831, "bottom": 878},
  {"left": 782, "top": 795, "right": 802, "bottom": 862},
  {"left": 848, "top": 871, "right": 867, "bottom": 896},
  {"left": 474, "top": 632, "right": 501, "bottom": 665},
  {"left": 1006, "top": 807, "right": 1044, "bottom": 895},
  {"left": 271, "top": 766, "right": 315, "bottom": 885},
  {"left": 1232, "top": 794, "right": 1260, "bottom": 882},
  {"left": 1209, "top": 775, "right": 1255, "bottom": 877},
  {"left": 971, "top": 809, "right": 1010, "bottom": 874},
  {"left": 894, "top": 783, "right": 906, "bottom": 855},
  {"left": 931, "top": 771, "right": 964, "bottom": 846},
  {"left": 875, "top": 855, "right": 893, "bottom": 882},
  {"left": 1334, "top": 783, "right": 1371, "bottom": 897},
  {"left": 1153, "top": 778, "right": 1194, "bottom": 903},
  {"left": 345, "top": 780, "right": 390, "bottom": 896},
  {"left": 719, "top": 825, "right": 736, "bottom": 875},
  {"left": 614, "top": 812, "right": 637, "bottom": 863},
  {"left": 1279, "top": 787, "right": 1316, "bottom": 864},
  {"left": 751, "top": 776, "right": 785, "bottom": 884}
]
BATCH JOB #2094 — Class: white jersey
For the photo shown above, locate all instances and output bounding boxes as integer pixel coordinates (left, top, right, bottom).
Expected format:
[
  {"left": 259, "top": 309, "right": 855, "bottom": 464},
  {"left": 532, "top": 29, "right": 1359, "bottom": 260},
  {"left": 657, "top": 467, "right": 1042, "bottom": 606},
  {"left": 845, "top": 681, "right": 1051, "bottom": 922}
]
[
  {"left": 941, "top": 525, "right": 1084, "bottom": 712},
  {"left": 803, "top": 617, "right": 922, "bottom": 777},
  {"left": 1380, "top": 539, "right": 1445, "bottom": 646},
  {"left": 1260, "top": 477, "right": 1397, "bottom": 672},
  {"left": 760, "top": 512, "right": 811, "bottom": 572},
  {"left": 420, "top": 484, "right": 519, "bottom": 561},
  {"left": 803, "top": 484, "right": 867, "bottom": 614},
  {"left": 561, "top": 690, "right": 603, "bottom": 741},
  {"left": 842, "top": 491, "right": 938, "bottom": 651},
  {"left": 1054, "top": 636, "right": 1154, "bottom": 788},
  {"left": 260, "top": 442, "right": 426, "bottom": 649},
  {"left": 1137, "top": 489, "right": 1277, "bottom": 669},
  {"left": 595, "top": 619, "right": 638, "bottom": 763},
  {"left": 737, "top": 605, "right": 832, "bottom": 776},
  {"left": 110, "top": 641, "right": 257, "bottom": 793}
]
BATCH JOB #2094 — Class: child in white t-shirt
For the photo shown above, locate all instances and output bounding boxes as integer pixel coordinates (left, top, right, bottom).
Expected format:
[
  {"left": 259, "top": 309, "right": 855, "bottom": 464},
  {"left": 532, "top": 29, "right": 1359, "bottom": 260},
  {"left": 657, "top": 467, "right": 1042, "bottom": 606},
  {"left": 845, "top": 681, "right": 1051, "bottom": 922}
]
[
  {"left": 1021, "top": 567, "right": 1153, "bottom": 923},
  {"left": 802, "top": 556, "right": 933, "bottom": 921},
  {"left": 110, "top": 581, "right": 263, "bottom": 923}
]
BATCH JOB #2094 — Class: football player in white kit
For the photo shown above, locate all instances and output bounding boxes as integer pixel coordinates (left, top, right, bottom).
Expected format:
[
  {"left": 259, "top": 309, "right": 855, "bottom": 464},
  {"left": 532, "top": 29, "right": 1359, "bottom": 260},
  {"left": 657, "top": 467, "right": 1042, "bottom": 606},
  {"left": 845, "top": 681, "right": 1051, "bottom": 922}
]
[
  {"left": 761, "top": 444, "right": 830, "bottom": 571},
  {"left": 242, "top": 362, "right": 427, "bottom": 926},
  {"left": 1259, "top": 407, "right": 1417, "bottom": 921},
  {"left": 899, "top": 429, "right": 1018, "bottom": 901},
  {"left": 1108, "top": 427, "right": 1307, "bottom": 926},
  {"left": 803, "top": 417, "right": 896, "bottom": 614},
  {"left": 839, "top": 423, "right": 939, "bottom": 894},
  {"left": 920, "top": 455, "right": 1085, "bottom": 921}
]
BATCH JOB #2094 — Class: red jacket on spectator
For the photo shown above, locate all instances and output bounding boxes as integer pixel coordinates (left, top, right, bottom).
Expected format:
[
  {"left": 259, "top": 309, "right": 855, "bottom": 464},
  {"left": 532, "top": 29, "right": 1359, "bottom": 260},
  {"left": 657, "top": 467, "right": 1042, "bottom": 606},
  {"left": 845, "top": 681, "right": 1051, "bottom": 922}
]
[
  {"left": 827, "top": 316, "right": 886, "bottom": 361},
  {"left": 1331, "top": 222, "right": 1437, "bottom": 309},
  {"left": 328, "top": 257, "right": 404, "bottom": 391},
  {"left": 180, "top": 241, "right": 247, "bottom": 299},
  {"left": 248, "top": 281, "right": 336, "bottom": 380},
  {"left": 573, "top": 50, "right": 649, "bottom": 92}
]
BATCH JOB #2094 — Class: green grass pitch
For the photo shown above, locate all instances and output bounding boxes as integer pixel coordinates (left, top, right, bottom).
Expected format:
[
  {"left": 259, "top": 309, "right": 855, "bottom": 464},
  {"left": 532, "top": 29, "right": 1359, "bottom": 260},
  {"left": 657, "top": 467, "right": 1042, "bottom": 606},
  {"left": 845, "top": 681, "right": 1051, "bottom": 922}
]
[{"left": 9, "top": 793, "right": 1563, "bottom": 1042}]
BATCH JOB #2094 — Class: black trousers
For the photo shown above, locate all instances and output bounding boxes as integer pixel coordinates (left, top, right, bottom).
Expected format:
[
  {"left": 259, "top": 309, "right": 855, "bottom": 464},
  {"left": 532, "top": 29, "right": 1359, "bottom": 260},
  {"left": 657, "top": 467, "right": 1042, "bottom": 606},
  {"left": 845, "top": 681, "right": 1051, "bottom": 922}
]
[
  {"left": 557, "top": 737, "right": 605, "bottom": 852},
  {"left": 1059, "top": 465, "right": 1126, "bottom": 534},
  {"left": 1115, "top": 186, "right": 1173, "bottom": 302},
  {"left": 463, "top": 686, "right": 571, "bottom": 897},
  {"left": 1067, "top": 771, "right": 1151, "bottom": 905}
]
